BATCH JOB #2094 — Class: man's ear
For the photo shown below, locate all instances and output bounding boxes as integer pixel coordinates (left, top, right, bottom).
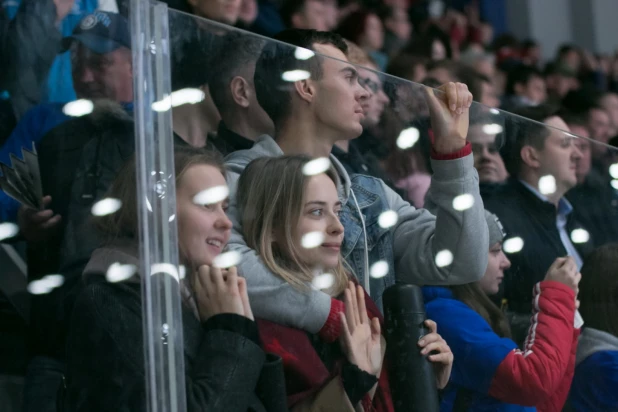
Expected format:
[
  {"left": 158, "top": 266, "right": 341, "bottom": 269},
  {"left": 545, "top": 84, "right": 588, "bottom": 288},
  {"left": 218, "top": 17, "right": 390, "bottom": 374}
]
[
  {"left": 291, "top": 13, "right": 303, "bottom": 29},
  {"left": 230, "top": 76, "right": 251, "bottom": 108},
  {"left": 520, "top": 145, "right": 541, "bottom": 169},
  {"left": 514, "top": 82, "right": 525, "bottom": 96},
  {"left": 294, "top": 79, "right": 315, "bottom": 104},
  {"left": 186, "top": 0, "right": 198, "bottom": 9}
]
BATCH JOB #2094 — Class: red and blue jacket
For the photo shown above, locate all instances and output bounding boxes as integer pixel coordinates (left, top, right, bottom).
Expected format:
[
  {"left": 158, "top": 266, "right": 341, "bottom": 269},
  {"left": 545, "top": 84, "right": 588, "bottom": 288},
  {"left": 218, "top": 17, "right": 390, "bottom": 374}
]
[
  {"left": 422, "top": 281, "right": 579, "bottom": 412},
  {"left": 569, "top": 327, "right": 618, "bottom": 411}
]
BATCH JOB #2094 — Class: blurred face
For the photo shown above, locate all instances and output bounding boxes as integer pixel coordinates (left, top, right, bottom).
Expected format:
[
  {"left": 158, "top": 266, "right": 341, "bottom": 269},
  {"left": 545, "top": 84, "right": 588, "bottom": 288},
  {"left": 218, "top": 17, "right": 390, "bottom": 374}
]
[
  {"left": 176, "top": 165, "right": 233, "bottom": 267},
  {"left": 312, "top": 43, "right": 370, "bottom": 141},
  {"left": 360, "top": 14, "right": 384, "bottom": 51},
  {"left": 478, "top": 242, "right": 511, "bottom": 295},
  {"left": 536, "top": 117, "right": 581, "bottom": 193},
  {"left": 547, "top": 74, "right": 576, "bottom": 98},
  {"left": 588, "top": 108, "right": 611, "bottom": 159},
  {"left": 601, "top": 93, "right": 618, "bottom": 136},
  {"left": 570, "top": 125, "right": 592, "bottom": 184},
  {"left": 517, "top": 75, "right": 546, "bottom": 105},
  {"left": 562, "top": 50, "right": 581, "bottom": 71},
  {"left": 358, "top": 65, "right": 390, "bottom": 127},
  {"left": 427, "top": 67, "right": 453, "bottom": 84},
  {"left": 475, "top": 59, "right": 495, "bottom": 79},
  {"left": 189, "top": 0, "right": 241, "bottom": 25},
  {"left": 293, "top": 0, "right": 330, "bottom": 31},
  {"left": 480, "top": 81, "right": 500, "bottom": 108},
  {"left": 431, "top": 39, "right": 447, "bottom": 61},
  {"left": 294, "top": 173, "right": 344, "bottom": 270},
  {"left": 238, "top": 0, "right": 258, "bottom": 25},
  {"left": 385, "top": 7, "right": 411, "bottom": 41},
  {"left": 322, "top": 0, "right": 339, "bottom": 31},
  {"left": 469, "top": 124, "right": 508, "bottom": 183},
  {"left": 71, "top": 44, "right": 133, "bottom": 102}
]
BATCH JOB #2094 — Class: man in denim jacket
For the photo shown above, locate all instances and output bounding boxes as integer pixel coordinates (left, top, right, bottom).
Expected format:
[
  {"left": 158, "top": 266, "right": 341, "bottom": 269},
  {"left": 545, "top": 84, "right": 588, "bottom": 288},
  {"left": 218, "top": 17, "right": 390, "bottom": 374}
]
[{"left": 225, "top": 29, "right": 488, "bottom": 341}]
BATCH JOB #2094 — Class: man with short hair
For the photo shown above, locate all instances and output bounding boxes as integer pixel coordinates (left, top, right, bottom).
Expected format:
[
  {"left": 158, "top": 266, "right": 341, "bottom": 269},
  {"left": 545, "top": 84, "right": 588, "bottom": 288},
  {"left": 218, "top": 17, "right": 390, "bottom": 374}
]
[
  {"left": 468, "top": 115, "right": 508, "bottom": 186},
  {"left": 225, "top": 29, "right": 488, "bottom": 339},
  {"left": 483, "top": 105, "right": 591, "bottom": 344},
  {"left": 208, "top": 32, "right": 274, "bottom": 154},
  {"left": 502, "top": 66, "right": 546, "bottom": 110},
  {"left": 280, "top": 0, "right": 333, "bottom": 31}
]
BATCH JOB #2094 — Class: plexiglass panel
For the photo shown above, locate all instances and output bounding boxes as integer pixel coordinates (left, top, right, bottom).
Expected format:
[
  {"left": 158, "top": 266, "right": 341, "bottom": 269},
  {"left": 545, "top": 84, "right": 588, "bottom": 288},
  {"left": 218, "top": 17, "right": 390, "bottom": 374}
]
[{"left": 2, "top": 1, "right": 618, "bottom": 411}]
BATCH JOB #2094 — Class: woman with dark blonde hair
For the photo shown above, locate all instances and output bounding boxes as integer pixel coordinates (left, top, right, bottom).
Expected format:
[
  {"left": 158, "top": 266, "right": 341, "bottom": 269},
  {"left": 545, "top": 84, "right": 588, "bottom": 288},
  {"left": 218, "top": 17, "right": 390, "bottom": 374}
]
[
  {"left": 236, "top": 155, "right": 454, "bottom": 411},
  {"left": 62, "top": 147, "right": 287, "bottom": 411}
]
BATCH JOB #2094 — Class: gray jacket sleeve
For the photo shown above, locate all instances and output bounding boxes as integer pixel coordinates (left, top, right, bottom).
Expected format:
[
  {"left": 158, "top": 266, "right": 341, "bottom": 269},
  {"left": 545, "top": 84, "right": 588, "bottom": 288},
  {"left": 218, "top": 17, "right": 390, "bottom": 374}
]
[
  {"left": 0, "top": 0, "right": 61, "bottom": 119},
  {"left": 226, "top": 168, "right": 332, "bottom": 334},
  {"left": 390, "top": 153, "right": 488, "bottom": 285}
]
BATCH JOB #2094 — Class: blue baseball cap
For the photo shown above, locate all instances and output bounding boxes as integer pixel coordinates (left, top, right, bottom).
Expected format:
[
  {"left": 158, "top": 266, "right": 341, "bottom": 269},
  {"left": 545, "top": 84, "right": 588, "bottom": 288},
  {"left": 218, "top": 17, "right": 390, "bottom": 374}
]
[{"left": 61, "top": 11, "right": 130, "bottom": 54}]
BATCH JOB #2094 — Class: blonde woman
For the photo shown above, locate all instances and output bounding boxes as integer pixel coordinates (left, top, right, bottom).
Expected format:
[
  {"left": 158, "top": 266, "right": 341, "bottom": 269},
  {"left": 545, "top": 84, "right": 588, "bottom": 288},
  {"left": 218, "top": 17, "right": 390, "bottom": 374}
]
[{"left": 236, "top": 155, "right": 453, "bottom": 411}]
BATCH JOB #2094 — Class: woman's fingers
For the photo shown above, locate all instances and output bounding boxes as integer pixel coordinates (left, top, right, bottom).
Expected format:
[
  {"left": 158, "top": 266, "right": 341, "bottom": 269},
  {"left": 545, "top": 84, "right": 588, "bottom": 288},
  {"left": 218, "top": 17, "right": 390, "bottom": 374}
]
[
  {"left": 421, "top": 340, "right": 448, "bottom": 355},
  {"left": 349, "top": 282, "right": 360, "bottom": 328},
  {"left": 424, "top": 319, "right": 438, "bottom": 334},
  {"left": 237, "top": 276, "right": 254, "bottom": 320},
  {"left": 357, "top": 285, "right": 369, "bottom": 325},
  {"left": 429, "top": 352, "right": 452, "bottom": 364},
  {"left": 344, "top": 288, "right": 356, "bottom": 333}
]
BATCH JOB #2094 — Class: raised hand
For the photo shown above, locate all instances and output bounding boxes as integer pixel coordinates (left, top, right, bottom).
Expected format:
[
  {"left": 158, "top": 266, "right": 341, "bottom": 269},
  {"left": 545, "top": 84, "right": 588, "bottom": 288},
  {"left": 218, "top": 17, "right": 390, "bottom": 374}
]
[
  {"left": 193, "top": 265, "right": 251, "bottom": 322},
  {"left": 419, "top": 320, "right": 454, "bottom": 389},
  {"left": 424, "top": 82, "right": 473, "bottom": 155},
  {"left": 545, "top": 256, "right": 581, "bottom": 307},
  {"left": 339, "top": 281, "right": 382, "bottom": 377}
]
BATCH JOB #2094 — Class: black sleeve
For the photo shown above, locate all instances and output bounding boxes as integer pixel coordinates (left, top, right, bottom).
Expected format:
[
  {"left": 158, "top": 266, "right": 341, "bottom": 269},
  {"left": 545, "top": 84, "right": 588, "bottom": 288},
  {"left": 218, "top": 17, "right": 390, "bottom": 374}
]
[
  {"left": 202, "top": 313, "right": 261, "bottom": 347},
  {"left": 341, "top": 361, "right": 378, "bottom": 405},
  {"left": 65, "top": 282, "right": 270, "bottom": 412},
  {"left": 0, "top": 0, "right": 61, "bottom": 119}
]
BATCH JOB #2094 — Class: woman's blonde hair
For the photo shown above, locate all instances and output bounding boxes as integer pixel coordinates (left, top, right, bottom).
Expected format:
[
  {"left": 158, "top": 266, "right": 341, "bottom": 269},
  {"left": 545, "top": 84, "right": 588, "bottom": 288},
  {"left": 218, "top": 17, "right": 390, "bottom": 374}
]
[{"left": 236, "top": 156, "right": 349, "bottom": 297}]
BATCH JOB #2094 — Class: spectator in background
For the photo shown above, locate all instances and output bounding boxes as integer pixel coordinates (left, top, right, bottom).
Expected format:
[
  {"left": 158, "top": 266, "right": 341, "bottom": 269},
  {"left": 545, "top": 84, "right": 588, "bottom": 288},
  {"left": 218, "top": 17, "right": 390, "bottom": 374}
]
[
  {"left": 379, "top": 5, "right": 412, "bottom": 58},
  {"left": 236, "top": 0, "right": 258, "bottom": 30},
  {"left": 422, "top": 211, "right": 580, "bottom": 412},
  {"left": 460, "top": 48, "right": 496, "bottom": 80},
  {"left": 569, "top": 244, "right": 618, "bottom": 412},
  {"left": 543, "top": 63, "right": 578, "bottom": 107},
  {"left": 186, "top": 0, "right": 241, "bottom": 25},
  {"left": 483, "top": 105, "right": 592, "bottom": 345},
  {"left": 520, "top": 39, "right": 541, "bottom": 68},
  {"left": 279, "top": 0, "right": 332, "bottom": 32},
  {"left": 406, "top": 24, "right": 452, "bottom": 62},
  {"left": 557, "top": 44, "right": 582, "bottom": 74},
  {"left": 425, "top": 60, "right": 460, "bottom": 84},
  {"left": 208, "top": 33, "right": 274, "bottom": 155},
  {"left": 599, "top": 92, "right": 618, "bottom": 137},
  {"left": 468, "top": 115, "right": 509, "bottom": 187},
  {"left": 502, "top": 66, "right": 546, "bottom": 110},
  {"left": 457, "top": 66, "right": 499, "bottom": 108},
  {"left": 0, "top": 11, "right": 132, "bottom": 225},
  {"left": 337, "top": 9, "right": 388, "bottom": 70},
  {"left": 564, "top": 112, "right": 618, "bottom": 247},
  {"left": 386, "top": 53, "right": 427, "bottom": 84},
  {"left": 1, "top": 0, "right": 118, "bottom": 107}
]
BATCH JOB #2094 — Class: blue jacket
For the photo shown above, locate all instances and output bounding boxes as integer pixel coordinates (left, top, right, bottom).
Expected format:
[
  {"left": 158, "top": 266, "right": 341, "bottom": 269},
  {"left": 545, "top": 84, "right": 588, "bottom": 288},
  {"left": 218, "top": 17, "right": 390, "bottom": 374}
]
[
  {"left": 2, "top": 0, "right": 99, "bottom": 103},
  {"left": 0, "top": 103, "right": 69, "bottom": 222},
  {"left": 423, "top": 283, "right": 578, "bottom": 412},
  {"left": 569, "top": 327, "right": 618, "bottom": 411}
]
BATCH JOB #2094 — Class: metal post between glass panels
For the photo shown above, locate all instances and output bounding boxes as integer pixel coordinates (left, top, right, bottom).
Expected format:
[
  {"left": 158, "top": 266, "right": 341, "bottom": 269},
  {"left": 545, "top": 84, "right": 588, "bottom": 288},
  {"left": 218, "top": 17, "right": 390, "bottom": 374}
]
[{"left": 131, "top": 1, "right": 187, "bottom": 411}]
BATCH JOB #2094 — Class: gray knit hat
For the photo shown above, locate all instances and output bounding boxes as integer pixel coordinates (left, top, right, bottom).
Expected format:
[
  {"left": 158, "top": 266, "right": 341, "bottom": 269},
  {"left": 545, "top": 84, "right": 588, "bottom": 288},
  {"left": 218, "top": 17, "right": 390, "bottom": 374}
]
[{"left": 485, "top": 210, "right": 506, "bottom": 246}]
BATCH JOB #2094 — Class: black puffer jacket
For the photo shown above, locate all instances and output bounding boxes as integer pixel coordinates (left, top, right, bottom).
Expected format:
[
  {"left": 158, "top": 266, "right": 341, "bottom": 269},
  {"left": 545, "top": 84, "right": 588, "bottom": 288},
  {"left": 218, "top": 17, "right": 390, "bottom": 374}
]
[{"left": 62, "top": 244, "right": 289, "bottom": 412}]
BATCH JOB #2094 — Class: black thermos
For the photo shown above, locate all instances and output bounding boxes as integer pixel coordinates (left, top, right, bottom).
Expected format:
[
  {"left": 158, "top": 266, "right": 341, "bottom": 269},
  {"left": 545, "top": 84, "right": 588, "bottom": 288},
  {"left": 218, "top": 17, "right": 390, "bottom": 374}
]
[{"left": 383, "top": 284, "right": 440, "bottom": 412}]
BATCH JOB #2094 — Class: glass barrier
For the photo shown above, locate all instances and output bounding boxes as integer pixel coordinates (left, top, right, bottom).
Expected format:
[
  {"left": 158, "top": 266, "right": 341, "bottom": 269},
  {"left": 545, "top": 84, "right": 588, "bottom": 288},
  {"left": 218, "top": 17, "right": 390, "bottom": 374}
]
[{"left": 0, "top": 1, "right": 617, "bottom": 411}]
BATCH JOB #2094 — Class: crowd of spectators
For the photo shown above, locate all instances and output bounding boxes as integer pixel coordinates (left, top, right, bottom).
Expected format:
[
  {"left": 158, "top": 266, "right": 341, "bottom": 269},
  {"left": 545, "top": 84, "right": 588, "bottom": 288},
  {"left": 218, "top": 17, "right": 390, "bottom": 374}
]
[{"left": 1, "top": 0, "right": 618, "bottom": 411}]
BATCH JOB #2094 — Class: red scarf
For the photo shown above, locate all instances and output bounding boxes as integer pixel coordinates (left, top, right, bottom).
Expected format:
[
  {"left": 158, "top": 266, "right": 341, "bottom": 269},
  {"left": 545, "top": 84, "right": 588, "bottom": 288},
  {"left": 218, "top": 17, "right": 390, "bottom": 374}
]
[{"left": 258, "top": 289, "right": 394, "bottom": 412}]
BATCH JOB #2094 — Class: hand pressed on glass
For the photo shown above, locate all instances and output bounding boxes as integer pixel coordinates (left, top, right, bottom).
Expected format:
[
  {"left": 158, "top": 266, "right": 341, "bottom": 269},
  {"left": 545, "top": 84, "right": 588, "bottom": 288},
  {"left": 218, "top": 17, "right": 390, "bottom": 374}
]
[{"left": 339, "top": 281, "right": 383, "bottom": 378}]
